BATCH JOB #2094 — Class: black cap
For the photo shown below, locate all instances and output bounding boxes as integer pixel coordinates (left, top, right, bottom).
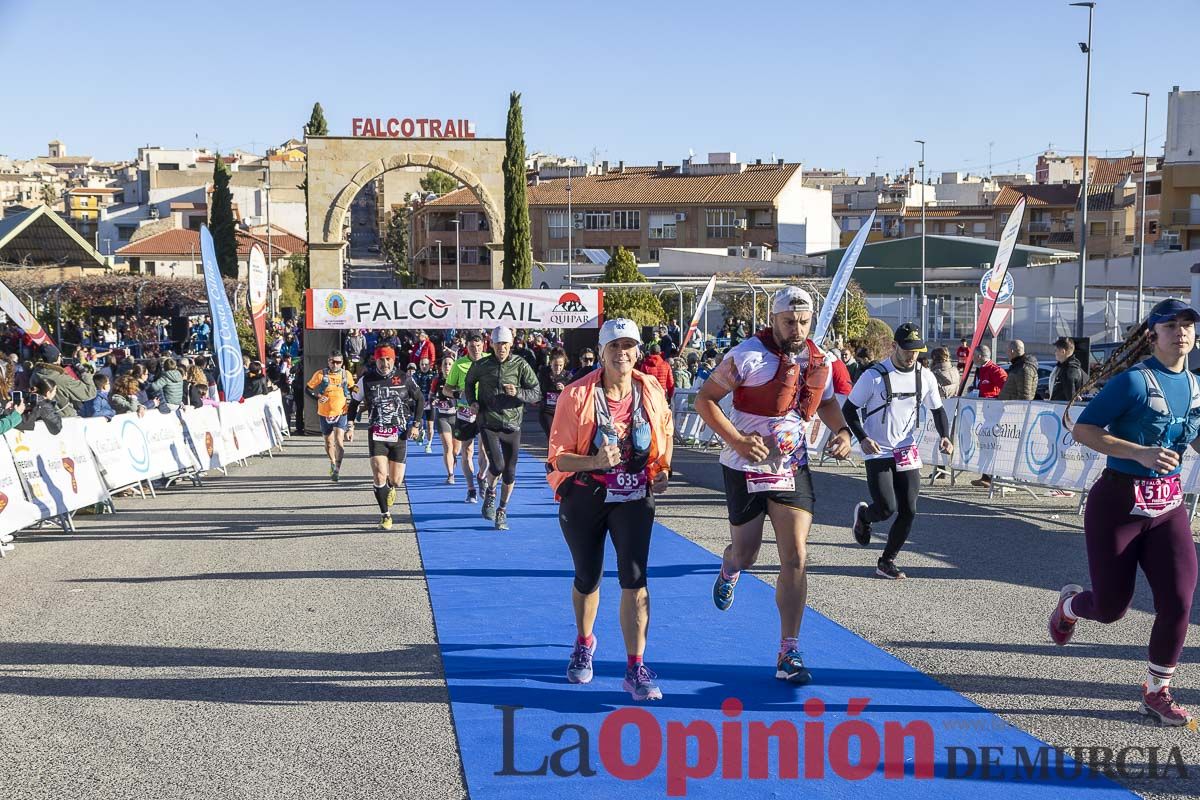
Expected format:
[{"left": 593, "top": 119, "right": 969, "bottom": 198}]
[
  {"left": 894, "top": 323, "right": 927, "bottom": 352},
  {"left": 40, "top": 343, "right": 61, "bottom": 362}
]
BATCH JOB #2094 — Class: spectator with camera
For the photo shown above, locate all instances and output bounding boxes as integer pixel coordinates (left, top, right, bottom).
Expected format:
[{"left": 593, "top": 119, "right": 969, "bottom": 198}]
[{"left": 18, "top": 377, "right": 63, "bottom": 434}]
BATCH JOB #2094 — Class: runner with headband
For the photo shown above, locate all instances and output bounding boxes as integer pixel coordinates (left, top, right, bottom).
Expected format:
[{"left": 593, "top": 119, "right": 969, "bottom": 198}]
[
  {"left": 842, "top": 322, "right": 953, "bottom": 579},
  {"left": 348, "top": 346, "right": 424, "bottom": 530},
  {"left": 1049, "top": 298, "right": 1200, "bottom": 727},
  {"left": 697, "top": 286, "right": 853, "bottom": 684},
  {"left": 547, "top": 318, "right": 673, "bottom": 700}
]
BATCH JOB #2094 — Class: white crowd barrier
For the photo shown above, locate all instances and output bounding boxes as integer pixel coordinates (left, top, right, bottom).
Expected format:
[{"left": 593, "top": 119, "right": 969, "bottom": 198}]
[
  {"left": 0, "top": 390, "right": 287, "bottom": 547},
  {"left": 682, "top": 392, "right": 1200, "bottom": 497}
]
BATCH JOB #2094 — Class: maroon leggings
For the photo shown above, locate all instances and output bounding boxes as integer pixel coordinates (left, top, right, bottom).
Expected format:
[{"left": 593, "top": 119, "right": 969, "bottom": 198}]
[{"left": 1072, "top": 470, "right": 1198, "bottom": 667}]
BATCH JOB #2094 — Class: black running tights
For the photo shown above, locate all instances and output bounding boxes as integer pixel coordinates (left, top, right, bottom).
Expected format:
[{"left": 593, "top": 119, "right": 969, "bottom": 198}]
[{"left": 863, "top": 457, "right": 921, "bottom": 561}]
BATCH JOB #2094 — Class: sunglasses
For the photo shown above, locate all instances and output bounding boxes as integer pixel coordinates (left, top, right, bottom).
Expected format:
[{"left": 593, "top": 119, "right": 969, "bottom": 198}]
[
  {"left": 329, "top": 359, "right": 343, "bottom": 365},
  {"left": 581, "top": 358, "right": 595, "bottom": 363}
]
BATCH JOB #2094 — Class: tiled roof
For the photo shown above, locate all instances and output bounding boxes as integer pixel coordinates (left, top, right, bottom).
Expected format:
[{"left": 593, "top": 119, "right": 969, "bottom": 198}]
[
  {"left": 427, "top": 163, "right": 803, "bottom": 209},
  {"left": 902, "top": 205, "right": 994, "bottom": 218},
  {"left": 67, "top": 187, "right": 122, "bottom": 195},
  {"left": 995, "top": 184, "right": 1080, "bottom": 208},
  {"left": 1090, "top": 155, "right": 1143, "bottom": 185},
  {"left": 116, "top": 228, "right": 302, "bottom": 258},
  {"left": 1085, "top": 183, "right": 1132, "bottom": 212}
]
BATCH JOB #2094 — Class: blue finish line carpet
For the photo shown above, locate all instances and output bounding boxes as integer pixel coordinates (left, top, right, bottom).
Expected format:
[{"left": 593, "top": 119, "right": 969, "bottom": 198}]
[{"left": 405, "top": 444, "right": 1134, "bottom": 799}]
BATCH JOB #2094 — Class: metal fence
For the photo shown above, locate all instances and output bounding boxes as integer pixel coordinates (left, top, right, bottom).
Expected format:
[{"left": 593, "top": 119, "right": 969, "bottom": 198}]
[{"left": 865, "top": 291, "right": 1171, "bottom": 350}]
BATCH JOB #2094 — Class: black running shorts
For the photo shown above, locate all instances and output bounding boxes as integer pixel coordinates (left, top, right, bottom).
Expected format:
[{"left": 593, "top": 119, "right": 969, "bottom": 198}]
[
  {"left": 721, "top": 463, "right": 815, "bottom": 525},
  {"left": 368, "top": 432, "right": 408, "bottom": 463}
]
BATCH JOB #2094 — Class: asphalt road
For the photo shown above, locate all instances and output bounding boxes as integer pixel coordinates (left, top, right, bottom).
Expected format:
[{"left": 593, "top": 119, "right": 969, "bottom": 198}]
[{"left": 1, "top": 428, "right": 1198, "bottom": 799}]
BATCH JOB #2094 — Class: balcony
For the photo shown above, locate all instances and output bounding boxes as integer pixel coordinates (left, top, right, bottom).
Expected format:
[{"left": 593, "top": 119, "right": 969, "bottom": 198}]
[
  {"left": 1028, "top": 220, "right": 1052, "bottom": 232},
  {"left": 1170, "top": 209, "right": 1200, "bottom": 226}
]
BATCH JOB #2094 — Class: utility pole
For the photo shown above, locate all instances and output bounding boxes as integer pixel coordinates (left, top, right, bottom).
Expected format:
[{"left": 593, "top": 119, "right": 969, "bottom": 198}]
[
  {"left": 1133, "top": 90, "right": 1150, "bottom": 321},
  {"left": 1071, "top": 1, "right": 1096, "bottom": 338},
  {"left": 915, "top": 139, "right": 927, "bottom": 333}
]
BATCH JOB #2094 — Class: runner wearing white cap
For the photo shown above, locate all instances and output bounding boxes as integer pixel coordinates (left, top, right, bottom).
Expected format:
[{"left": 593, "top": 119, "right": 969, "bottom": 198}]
[
  {"left": 695, "top": 285, "right": 853, "bottom": 684},
  {"left": 464, "top": 326, "right": 541, "bottom": 530},
  {"left": 547, "top": 318, "right": 674, "bottom": 700}
]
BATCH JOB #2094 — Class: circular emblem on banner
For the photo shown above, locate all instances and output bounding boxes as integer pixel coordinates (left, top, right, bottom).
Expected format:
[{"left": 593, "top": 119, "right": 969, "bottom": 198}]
[
  {"left": 979, "top": 269, "right": 1015, "bottom": 303},
  {"left": 325, "top": 292, "right": 348, "bottom": 317},
  {"left": 958, "top": 404, "right": 978, "bottom": 463},
  {"left": 1024, "top": 410, "right": 1061, "bottom": 476},
  {"left": 218, "top": 343, "right": 245, "bottom": 388},
  {"left": 121, "top": 418, "right": 151, "bottom": 473}
]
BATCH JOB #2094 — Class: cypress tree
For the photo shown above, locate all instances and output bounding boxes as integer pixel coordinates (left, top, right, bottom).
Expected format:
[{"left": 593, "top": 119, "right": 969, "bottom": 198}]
[
  {"left": 502, "top": 91, "right": 532, "bottom": 289},
  {"left": 600, "top": 247, "right": 666, "bottom": 327},
  {"left": 305, "top": 102, "right": 328, "bottom": 137},
  {"left": 210, "top": 155, "right": 239, "bottom": 279}
]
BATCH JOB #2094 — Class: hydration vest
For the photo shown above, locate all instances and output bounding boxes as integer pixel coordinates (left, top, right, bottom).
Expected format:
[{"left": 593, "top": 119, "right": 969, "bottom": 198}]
[
  {"left": 1134, "top": 365, "right": 1200, "bottom": 451},
  {"left": 862, "top": 362, "right": 924, "bottom": 433},
  {"left": 589, "top": 381, "right": 652, "bottom": 475},
  {"left": 732, "top": 330, "right": 830, "bottom": 421},
  {"left": 317, "top": 368, "right": 350, "bottom": 398}
]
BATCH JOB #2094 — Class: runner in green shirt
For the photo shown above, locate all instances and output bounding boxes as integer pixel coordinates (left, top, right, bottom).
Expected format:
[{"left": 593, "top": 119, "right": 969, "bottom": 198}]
[{"left": 446, "top": 332, "right": 491, "bottom": 502}]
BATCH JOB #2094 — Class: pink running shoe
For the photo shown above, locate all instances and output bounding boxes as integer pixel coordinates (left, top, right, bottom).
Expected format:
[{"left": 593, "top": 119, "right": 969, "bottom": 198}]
[
  {"left": 1140, "top": 684, "right": 1195, "bottom": 728},
  {"left": 1048, "top": 584, "right": 1082, "bottom": 646}
]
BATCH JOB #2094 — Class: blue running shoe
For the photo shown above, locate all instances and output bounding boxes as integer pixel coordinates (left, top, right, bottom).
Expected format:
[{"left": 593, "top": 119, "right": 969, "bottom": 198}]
[
  {"left": 712, "top": 570, "right": 737, "bottom": 611},
  {"left": 623, "top": 663, "right": 663, "bottom": 701},
  {"left": 566, "top": 636, "right": 597, "bottom": 684},
  {"left": 776, "top": 649, "right": 812, "bottom": 684}
]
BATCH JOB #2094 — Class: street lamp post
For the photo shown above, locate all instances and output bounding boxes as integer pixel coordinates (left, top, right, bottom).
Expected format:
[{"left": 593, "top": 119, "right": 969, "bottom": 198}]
[
  {"left": 452, "top": 217, "right": 461, "bottom": 289},
  {"left": 566, "top": 168, "right": 574, "bottom": 286},
  {"left": 915, "top": 139, "right": 926, "bottom": 333},
  {"left": 1071, "top": 1, "right": 1096, "bottom": 338},
  {"left": 436, "top": 239, "right": 443, "bottom": 288},
  {"left": 1133, "top": 90, "right": 1150, "bottom": 321}
]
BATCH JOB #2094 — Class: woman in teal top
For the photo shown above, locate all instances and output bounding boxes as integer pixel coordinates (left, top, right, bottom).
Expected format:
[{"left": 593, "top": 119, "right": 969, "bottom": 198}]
[{"left": 1050, "top": 299, "right": 1200, "bottom": 728}]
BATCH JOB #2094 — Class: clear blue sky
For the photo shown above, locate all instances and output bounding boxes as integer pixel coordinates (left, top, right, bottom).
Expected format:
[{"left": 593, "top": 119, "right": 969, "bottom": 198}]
[{"left": 2, "top": 0, "right": 1194, "bottom": 178}]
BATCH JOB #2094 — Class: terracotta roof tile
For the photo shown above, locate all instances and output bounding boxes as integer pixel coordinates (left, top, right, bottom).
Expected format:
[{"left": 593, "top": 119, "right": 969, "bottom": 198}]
[
  {"left": 995, "top": 184, "right": 1080, "bottom": 208},
  {"left": 1090, "top": 156, "right": 1142, "bottom": 185},
  {"left": 427, "top": 163, "right": 803, "bottom": 209},
  {"left": 115, "top": 228, "right": 302, "bottom": 258},
  {"left": 902, "top": 205, "right": 995, "bottom": 218}
]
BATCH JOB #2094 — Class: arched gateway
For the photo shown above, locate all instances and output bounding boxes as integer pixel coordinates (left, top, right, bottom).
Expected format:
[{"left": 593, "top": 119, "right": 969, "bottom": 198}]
[{"left": 301, "top": 135, "right": 507, "bottom": 431}]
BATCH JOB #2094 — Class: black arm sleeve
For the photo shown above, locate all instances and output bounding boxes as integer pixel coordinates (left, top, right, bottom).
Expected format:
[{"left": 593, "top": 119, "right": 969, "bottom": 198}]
[
  {"left": 841, "top": 398, "right": 868, "bottom": 443},
  {"left": 932, "top": 406, "right": 949, "bottom": 439}
]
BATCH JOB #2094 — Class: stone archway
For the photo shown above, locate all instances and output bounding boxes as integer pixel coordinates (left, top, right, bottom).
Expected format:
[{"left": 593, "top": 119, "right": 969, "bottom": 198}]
[
  {"left": 305, "top": 135, "right": 507, "bottom": 291},
  {"left": 301, "top": 135, "right": 508, "bottom": 432}
]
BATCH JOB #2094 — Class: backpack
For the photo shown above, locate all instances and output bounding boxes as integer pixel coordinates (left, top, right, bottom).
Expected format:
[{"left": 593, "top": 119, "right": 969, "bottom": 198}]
[{"left": 862, "top": 362, "right": 924, "bottom": 431}]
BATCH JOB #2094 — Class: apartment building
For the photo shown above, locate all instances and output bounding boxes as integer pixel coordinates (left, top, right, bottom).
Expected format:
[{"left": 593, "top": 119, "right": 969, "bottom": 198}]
[
  {"left": 1160, "top": 86, "right": 1200, "bottom": 251},
  {"left": 409, "top": 154, "right": 835, "bottom": 288}
]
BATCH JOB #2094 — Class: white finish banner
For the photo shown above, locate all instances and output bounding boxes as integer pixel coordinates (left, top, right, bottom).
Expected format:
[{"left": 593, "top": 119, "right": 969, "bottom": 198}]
[
  {"left": 305, "top": 288, "right": 604, "bottom": 330},
  {"left": 6, "top": 422, "right": 109, "bottom": 518}
]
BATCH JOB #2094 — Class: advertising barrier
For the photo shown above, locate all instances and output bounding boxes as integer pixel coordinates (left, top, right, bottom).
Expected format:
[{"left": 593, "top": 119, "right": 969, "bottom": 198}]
[
  {"left": 179, "top": 405, "right": 228, "bottom": 472},
  {"left": 0, "top": 439, "right": 43, "bottom": 537},
  {"left": 675, "top": 391, "right": 1200, "bottom": 498},
  {"left": 5, "top": 423, "right": 109, "bottom": 518},
  {"left": 0, "top": 392, "right": 287, "bottom": 545}
]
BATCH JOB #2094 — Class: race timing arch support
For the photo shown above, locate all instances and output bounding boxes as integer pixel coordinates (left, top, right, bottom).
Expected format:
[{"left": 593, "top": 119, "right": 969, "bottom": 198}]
[{"left": 303, "top": 134, "right": 507, "bottom": 433}]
